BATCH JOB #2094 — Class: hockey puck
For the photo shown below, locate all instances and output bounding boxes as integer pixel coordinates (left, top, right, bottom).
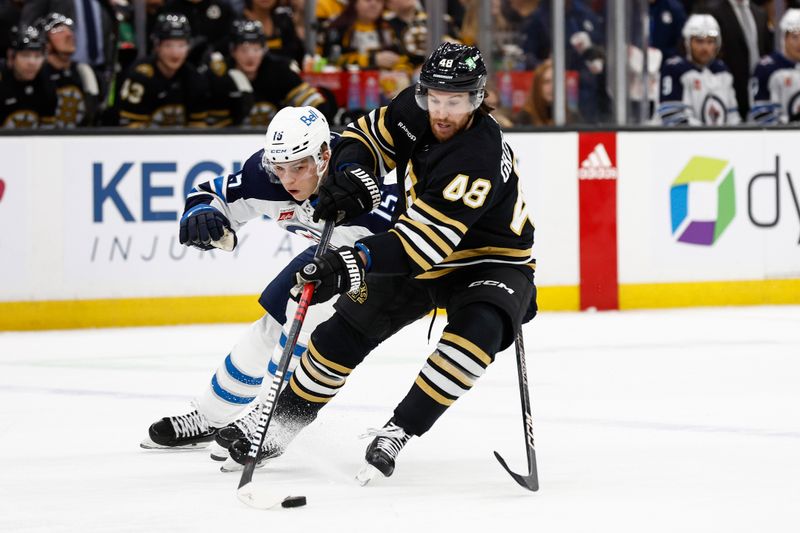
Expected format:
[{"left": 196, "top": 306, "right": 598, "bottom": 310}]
[{"left": 281, "top": 496, "right": 307, "bottom": 508}]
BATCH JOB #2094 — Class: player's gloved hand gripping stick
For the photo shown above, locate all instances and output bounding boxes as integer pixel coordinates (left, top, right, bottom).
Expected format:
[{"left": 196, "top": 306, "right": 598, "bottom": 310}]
[{"left": 235, "top": 219, "right": 335, "bottom": 510}]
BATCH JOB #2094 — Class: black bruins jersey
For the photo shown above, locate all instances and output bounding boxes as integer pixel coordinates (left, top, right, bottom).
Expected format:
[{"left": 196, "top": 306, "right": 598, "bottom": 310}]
[
  {"left": 118, "top": 58, "right": 209, "bottom": 128},
  {"left": 42, "top": 62, "right": 97, "bottom": 128},
  {"left": 207, "top": 52, "right": 324, "bottom": 128},
  {"left": 336, "top": 85, "right": 535, "bottom": 280},
  {"left": 0, "top": 66, "right": 57, "bottom": 129}
]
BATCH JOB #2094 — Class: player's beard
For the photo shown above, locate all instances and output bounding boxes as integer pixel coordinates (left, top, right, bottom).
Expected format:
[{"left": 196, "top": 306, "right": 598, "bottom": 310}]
[{"left": 429, "top": 112, "right": 473, "bottom": 143}]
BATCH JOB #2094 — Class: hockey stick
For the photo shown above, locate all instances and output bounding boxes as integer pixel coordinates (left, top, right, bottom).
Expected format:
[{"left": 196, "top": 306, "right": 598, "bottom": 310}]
[
  {"left": 493, "top": 330, "right": 539, "bottom": 491},
  {"left": 236, "top": 219, "right": 335, "bottom": 509}
]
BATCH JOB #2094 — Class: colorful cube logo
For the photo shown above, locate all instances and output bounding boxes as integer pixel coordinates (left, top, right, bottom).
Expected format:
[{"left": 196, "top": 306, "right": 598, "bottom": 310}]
[{"left": 670, "top": 156, "right": 736, "bottom": 245}]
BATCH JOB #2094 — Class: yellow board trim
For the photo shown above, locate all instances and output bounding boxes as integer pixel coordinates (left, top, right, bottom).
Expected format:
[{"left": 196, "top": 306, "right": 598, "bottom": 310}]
[
  {"left": 620, "top": 279, "right": 800, "bottom": 309},
  {"left": 414, "top": 376, "right": 454, "bottom": 406}
]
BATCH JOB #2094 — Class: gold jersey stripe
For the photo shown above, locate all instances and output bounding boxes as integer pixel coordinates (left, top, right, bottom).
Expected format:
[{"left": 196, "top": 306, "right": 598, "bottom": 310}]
[
  {"left": 300, "top": 352, "right": 345, "bottom": 388},
  {"left": 284, "top": 82, "right": 311, "bottom": 101},
  {"left": 441, "top": 332, "right": 492, "bottom": 366},
  {"left": 389, "top": 229, "right": 433, "bottom": 271},
  {"left": 412, "top": 199, "right": 468, "bottom": 235},
  {"left": 342, "top": 130, "right": 381, "bottom": 168},
  {"left": 414, "top": 376, "right": 455, "bottom": 406},
  {"left": 289, "top": 377, "right": 333, "bottom": 403},
  {"left": 377, "top": 107, "right": 395, "bottom": 148},
  {"left": 308, "top": 339, "right": 353, "bottom": 375},
  {"left": 442, "top": 246, "right": 533, "bottom": 263},
  {"left": 356, "top": 115, "right": 393, "bottom": 169},
  {"left": 415, "top": 267, "right": 457, "bottom": 280},
  {"left": 430, "top": 351, "right": 476, "bottom": 387},
  {"left": 398, "top": 215, "right": 454, "bottom": 258}
]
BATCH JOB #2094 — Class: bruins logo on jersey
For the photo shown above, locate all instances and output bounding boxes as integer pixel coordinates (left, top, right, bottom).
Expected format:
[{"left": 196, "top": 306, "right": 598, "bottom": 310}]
[
  {"left": 3, "top": 110, "right": 40, "bottom": 129},
  {"left": 152, "top": 104, "right": 187, "bottom": 127},
  {"left": 347, "top": 281, "right": 369, "bottom": 304},
  {"left": 55, "top": 84, "right": 86, "bottom": 128},
  {"left": 135, "top": 63, "right": 155, "bottom": 78},
  {"left": 243, "top": 101, "right": 278, "bottom": 127},
  {"left": 401, "top": 24, "right": 427, "bottom": 58}
]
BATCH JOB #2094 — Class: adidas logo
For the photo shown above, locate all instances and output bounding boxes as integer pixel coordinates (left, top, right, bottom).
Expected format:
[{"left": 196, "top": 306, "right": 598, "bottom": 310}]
[
  {"left": 0, "top": 178, "right": 5, "bottom": 203},
  {"left": 579, "top": 143, "right": 617, "bottom": 180}
]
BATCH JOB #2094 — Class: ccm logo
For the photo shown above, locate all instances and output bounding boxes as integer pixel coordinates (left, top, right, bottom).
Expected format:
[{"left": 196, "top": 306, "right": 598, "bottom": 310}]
[{"left": 468, "top": 280, "right": 515, "bottom": 294}]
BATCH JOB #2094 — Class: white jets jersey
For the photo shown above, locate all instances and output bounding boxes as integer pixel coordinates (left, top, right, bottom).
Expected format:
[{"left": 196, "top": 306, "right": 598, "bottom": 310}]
[
  {"left": 658, "top": 56, "right": 740, "bottom": 125},
  {"left": 184, "top": 138, "right": 398, "bottom": 249},
  {"left": 749, "top": 52, "right": 800, "bottom": 124}
]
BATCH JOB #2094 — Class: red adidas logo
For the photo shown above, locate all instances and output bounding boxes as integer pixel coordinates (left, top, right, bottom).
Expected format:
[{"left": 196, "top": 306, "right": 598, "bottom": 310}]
[
  {"left": 0, "top": 178, "right": 5, "bottom": 202},
  {"left": 578, "top": 143, "right": 618, "bottom": 180}
]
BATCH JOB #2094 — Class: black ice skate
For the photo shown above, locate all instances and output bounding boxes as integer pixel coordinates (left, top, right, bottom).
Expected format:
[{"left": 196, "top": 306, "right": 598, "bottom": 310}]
[
  {"left": 355, "top": 418, "right": 412, "bottom": 485},
  {"left": 220, "top": 434, "right": 285, "bottom": 472},
  {"left": 209, "top": 404, "right": 264, "bottom": 461},
  {"left": 140, "top": 409, "right": 217, "bottom": 449}
]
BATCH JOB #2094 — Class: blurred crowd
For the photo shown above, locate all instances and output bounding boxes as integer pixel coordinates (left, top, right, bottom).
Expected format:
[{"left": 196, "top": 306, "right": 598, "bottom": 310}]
[{"left": 1, "top": 0, "right": 799, "bottom": 130}]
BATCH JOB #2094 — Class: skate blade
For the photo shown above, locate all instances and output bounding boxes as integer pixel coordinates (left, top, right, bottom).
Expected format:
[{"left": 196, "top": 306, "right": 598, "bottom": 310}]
[
  {"left": 140, "top": 438, "right": 212, "bottom": 450},
  {"left": 209, "top": 442, "right": 229, "bottom": 461},
  {"left": 220, "top": 458, "right": 243, "bottom": 472},
  {"left": 355, "top": 463, "right": 384, "bottom": 486},
  {"left": 237, "top": 482, "right": 287, "bottom": 510}
]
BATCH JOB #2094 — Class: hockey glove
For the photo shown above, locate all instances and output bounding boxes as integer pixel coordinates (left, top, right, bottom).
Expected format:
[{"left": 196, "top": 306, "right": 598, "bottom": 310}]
[
  {"left": 179, "top": 204, "right": 235, "bottom": 251},
  {"left": 313, "top": 165, "right": 381, "bottom": 224},
  {"left": 291, "top": 247, "right": 366, "bottom": 305}
]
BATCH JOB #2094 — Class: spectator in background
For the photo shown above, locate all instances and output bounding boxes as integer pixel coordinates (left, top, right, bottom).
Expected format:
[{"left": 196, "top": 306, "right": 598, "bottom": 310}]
[
  {"left": 514, "top": 58, "right": 580, "bottom": 125},
  {"left": 658, "top": 14, "right": 740, "bottom": 125},
  {"left": 162, "top": 0, "right": 236, "bottom": 65},
  {"left": 522, "top": 0, "right": 610, "bottom": 122},
  {"left": 118, "top": 13, "right": 208, "bottom": 127},
  {"left": 708, "top": 0, "right": 772, "bottom": 118},
  {"left": 206, "top": 19, "right": 329, "bottom": 127},
  {"left": 38, "top": 12, "right": 100, "bottom": 127},
  {"left": 386, "top": 0, "right": 460, "bottom": 68},
  {"left": 648, "top": 0, "right": 687, "bottom": 58},
  {"left": 1, "top": 0, "right": 23, "bottom": 63},
  {"left": 20, "top": 0, "right": 116, "bottom": 75},
  {"left": 323, "top": 0, "right": 411, "bottom": 71},
  {"left": 243, "top": 0, "right": 305, "bottom": 64},
  {"left": 749, "top": 8, "right": 800, "bottom": 124},
  {"left": 0, "top": 25, "right": 57, "bottom": 128}
]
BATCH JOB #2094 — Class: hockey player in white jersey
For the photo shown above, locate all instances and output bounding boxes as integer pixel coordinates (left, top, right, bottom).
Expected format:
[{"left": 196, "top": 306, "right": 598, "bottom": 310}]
[
  {"left": 658, "top": 14, "right": 740, "bottom": 125},
  {"left": 749, "top": 9, "right": 800, "bottom": 124},
  {"left": 140, "top": 106, "right": 397, "bottom": 454}
]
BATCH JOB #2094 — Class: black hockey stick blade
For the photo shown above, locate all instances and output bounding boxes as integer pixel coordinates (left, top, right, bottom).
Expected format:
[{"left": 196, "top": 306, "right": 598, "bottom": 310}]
[{"left": 493, "top": 450, "right": 539, "bottom": 491}]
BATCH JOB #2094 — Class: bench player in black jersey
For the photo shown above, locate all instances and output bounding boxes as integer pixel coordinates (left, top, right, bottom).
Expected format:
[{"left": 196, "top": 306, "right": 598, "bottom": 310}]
[
  {"left": 206, "top": 19, "right": 328, "bottom": 128},
  {"left": 223, "top": 43, "right": 537, "bottom": 482},
  {"left": 0, "top": 25, "right": 57, "bottom": 128},
  {"left": 118, "top": 13, "right": 209, "bottom": 128}
]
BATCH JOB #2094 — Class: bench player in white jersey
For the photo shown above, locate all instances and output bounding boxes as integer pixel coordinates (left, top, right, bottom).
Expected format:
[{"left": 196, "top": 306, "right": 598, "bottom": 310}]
[
  {"left": 658, "top": 14, "right": 740, "bottom": 125},
  {"left": 140, "top": 106, "right": 398, "bottom": 454},
  {"left": 749, "top": 9, "right": 800, "bottom": 124}
]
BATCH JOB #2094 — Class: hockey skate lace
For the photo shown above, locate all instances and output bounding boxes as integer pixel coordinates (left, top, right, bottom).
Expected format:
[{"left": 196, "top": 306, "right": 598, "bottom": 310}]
[
  {"left": 171, "top": 411, "right": 210, "bottom": 438},
  {"left": 234, "top": 405, "right": 264, "bottom": 439},
  {"left": 359, "top": 423, "right": 410, "bottom": 459}
]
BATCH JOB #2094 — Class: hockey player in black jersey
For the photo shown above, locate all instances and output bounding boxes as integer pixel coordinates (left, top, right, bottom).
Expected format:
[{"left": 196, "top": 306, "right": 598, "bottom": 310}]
[
  {"left": 224, "top": 43, "right": 537, "bottom": 483},
  {"left": 206, "top": 19, "right": 328, "bottom": 128},
  {"left": 36, "top": 12, "right": 100, "bottom": 128},
  {"left": 118, "top": 13, "right": 209, "bottom": 128},
  {"left": 0, "top": 25, "right": 57, "bottom": 128}
]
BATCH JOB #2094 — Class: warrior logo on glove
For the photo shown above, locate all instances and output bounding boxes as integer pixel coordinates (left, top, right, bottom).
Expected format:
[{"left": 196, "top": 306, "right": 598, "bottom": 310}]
[{"left": 292, "top": 246, "right": 366, "bottom": 304}]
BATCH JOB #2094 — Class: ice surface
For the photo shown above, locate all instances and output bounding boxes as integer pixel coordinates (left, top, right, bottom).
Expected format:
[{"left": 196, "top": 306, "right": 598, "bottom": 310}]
[{"left": 1, "top": 306, "right": 799, "bottom": 533}]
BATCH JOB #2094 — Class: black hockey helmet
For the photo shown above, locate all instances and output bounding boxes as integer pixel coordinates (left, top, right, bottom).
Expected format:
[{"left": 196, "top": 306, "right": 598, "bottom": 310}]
[
  {"left": 231, "top": 19, "right": 266, "bottom": 46},
  {"left": 152, "top": 13, "right": 191, "bottom": 42},
  {"left": 415, "top": 42, "right": 487, "bottom": 111},
  {"left": 37, "top": 12, "right": 75, "bottom": 34},
  {"left": 11, "top": 25, "right": 46, "bottom": 52}
]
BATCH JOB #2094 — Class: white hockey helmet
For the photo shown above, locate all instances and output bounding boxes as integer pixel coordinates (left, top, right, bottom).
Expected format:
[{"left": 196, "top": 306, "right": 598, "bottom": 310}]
[
  {"left": 263, "top": 106, "right": 330, "bottom": 175},
  {"left": 682, "top": 14, "right": 721, "bottom": 60},
  {"left": 779, "top": 9, "right": 800, "bottom": 54}
]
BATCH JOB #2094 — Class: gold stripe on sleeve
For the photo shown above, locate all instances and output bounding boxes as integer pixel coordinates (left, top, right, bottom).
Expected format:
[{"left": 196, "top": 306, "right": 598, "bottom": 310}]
[
  {"left": 398, "top": 215, "right": 454, "bottom": 257},
  {"left": 412, "top": 199, "right": 468, "bottom": 235},
  {"left": 389, "top": 229, "right": 433, "bottom": 271}
]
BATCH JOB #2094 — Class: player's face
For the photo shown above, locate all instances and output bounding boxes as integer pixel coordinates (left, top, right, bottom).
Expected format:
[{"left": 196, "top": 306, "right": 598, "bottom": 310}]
[
  {"left": 48, "top": 24, "right": 76, "bottom": 55},
  {"left": 156, "top": 39, "right": 189, "bottom": 72},
  {"left": 11, "top": 50, "right": 45, "bottom": 81},
  {"left": 232, "top": 42, "right": 264, "bottom": 76},
  {"left": 427, "top": 89, "right": 474, "bottom": 143},
  {"left": 785, "top": 31, "right": 800, "bottom": 62},
  {"left": 690, "top": 36, "right": 717, "bottom": 66},
  {"left": 273, "top": 155, "right": 323, "bottom": 201}
]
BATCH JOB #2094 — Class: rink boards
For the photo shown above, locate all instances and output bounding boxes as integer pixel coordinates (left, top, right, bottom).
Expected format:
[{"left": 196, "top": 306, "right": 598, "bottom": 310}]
[{"left": 1, "top": 129, "right": 799, "bottom": 329}]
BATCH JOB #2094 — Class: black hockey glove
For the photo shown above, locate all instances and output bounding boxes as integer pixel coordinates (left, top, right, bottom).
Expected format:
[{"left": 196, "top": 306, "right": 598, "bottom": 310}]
[
  {"left": 313, "top": 165, "right": 381, "bottom": 224},
  {"left": 179, "top": 204, "right": 235, "bottom": 251},
  {"left": 291, "top": 247, "right": 366, "bottom": 305}
]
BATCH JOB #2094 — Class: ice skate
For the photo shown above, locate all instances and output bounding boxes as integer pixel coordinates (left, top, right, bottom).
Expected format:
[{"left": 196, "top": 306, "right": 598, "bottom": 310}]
[
  {"left": 140, "top": 409, "right": 217, "bottom": 449},
  {"left": 210, "top": 403, "right": 264, "bottom": 461},
  {"left": 355, "top": 419, "right": 412, "bottom": 485},
  {"left": 220, "top": 434, "right": 286, "bottom": 472}
]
